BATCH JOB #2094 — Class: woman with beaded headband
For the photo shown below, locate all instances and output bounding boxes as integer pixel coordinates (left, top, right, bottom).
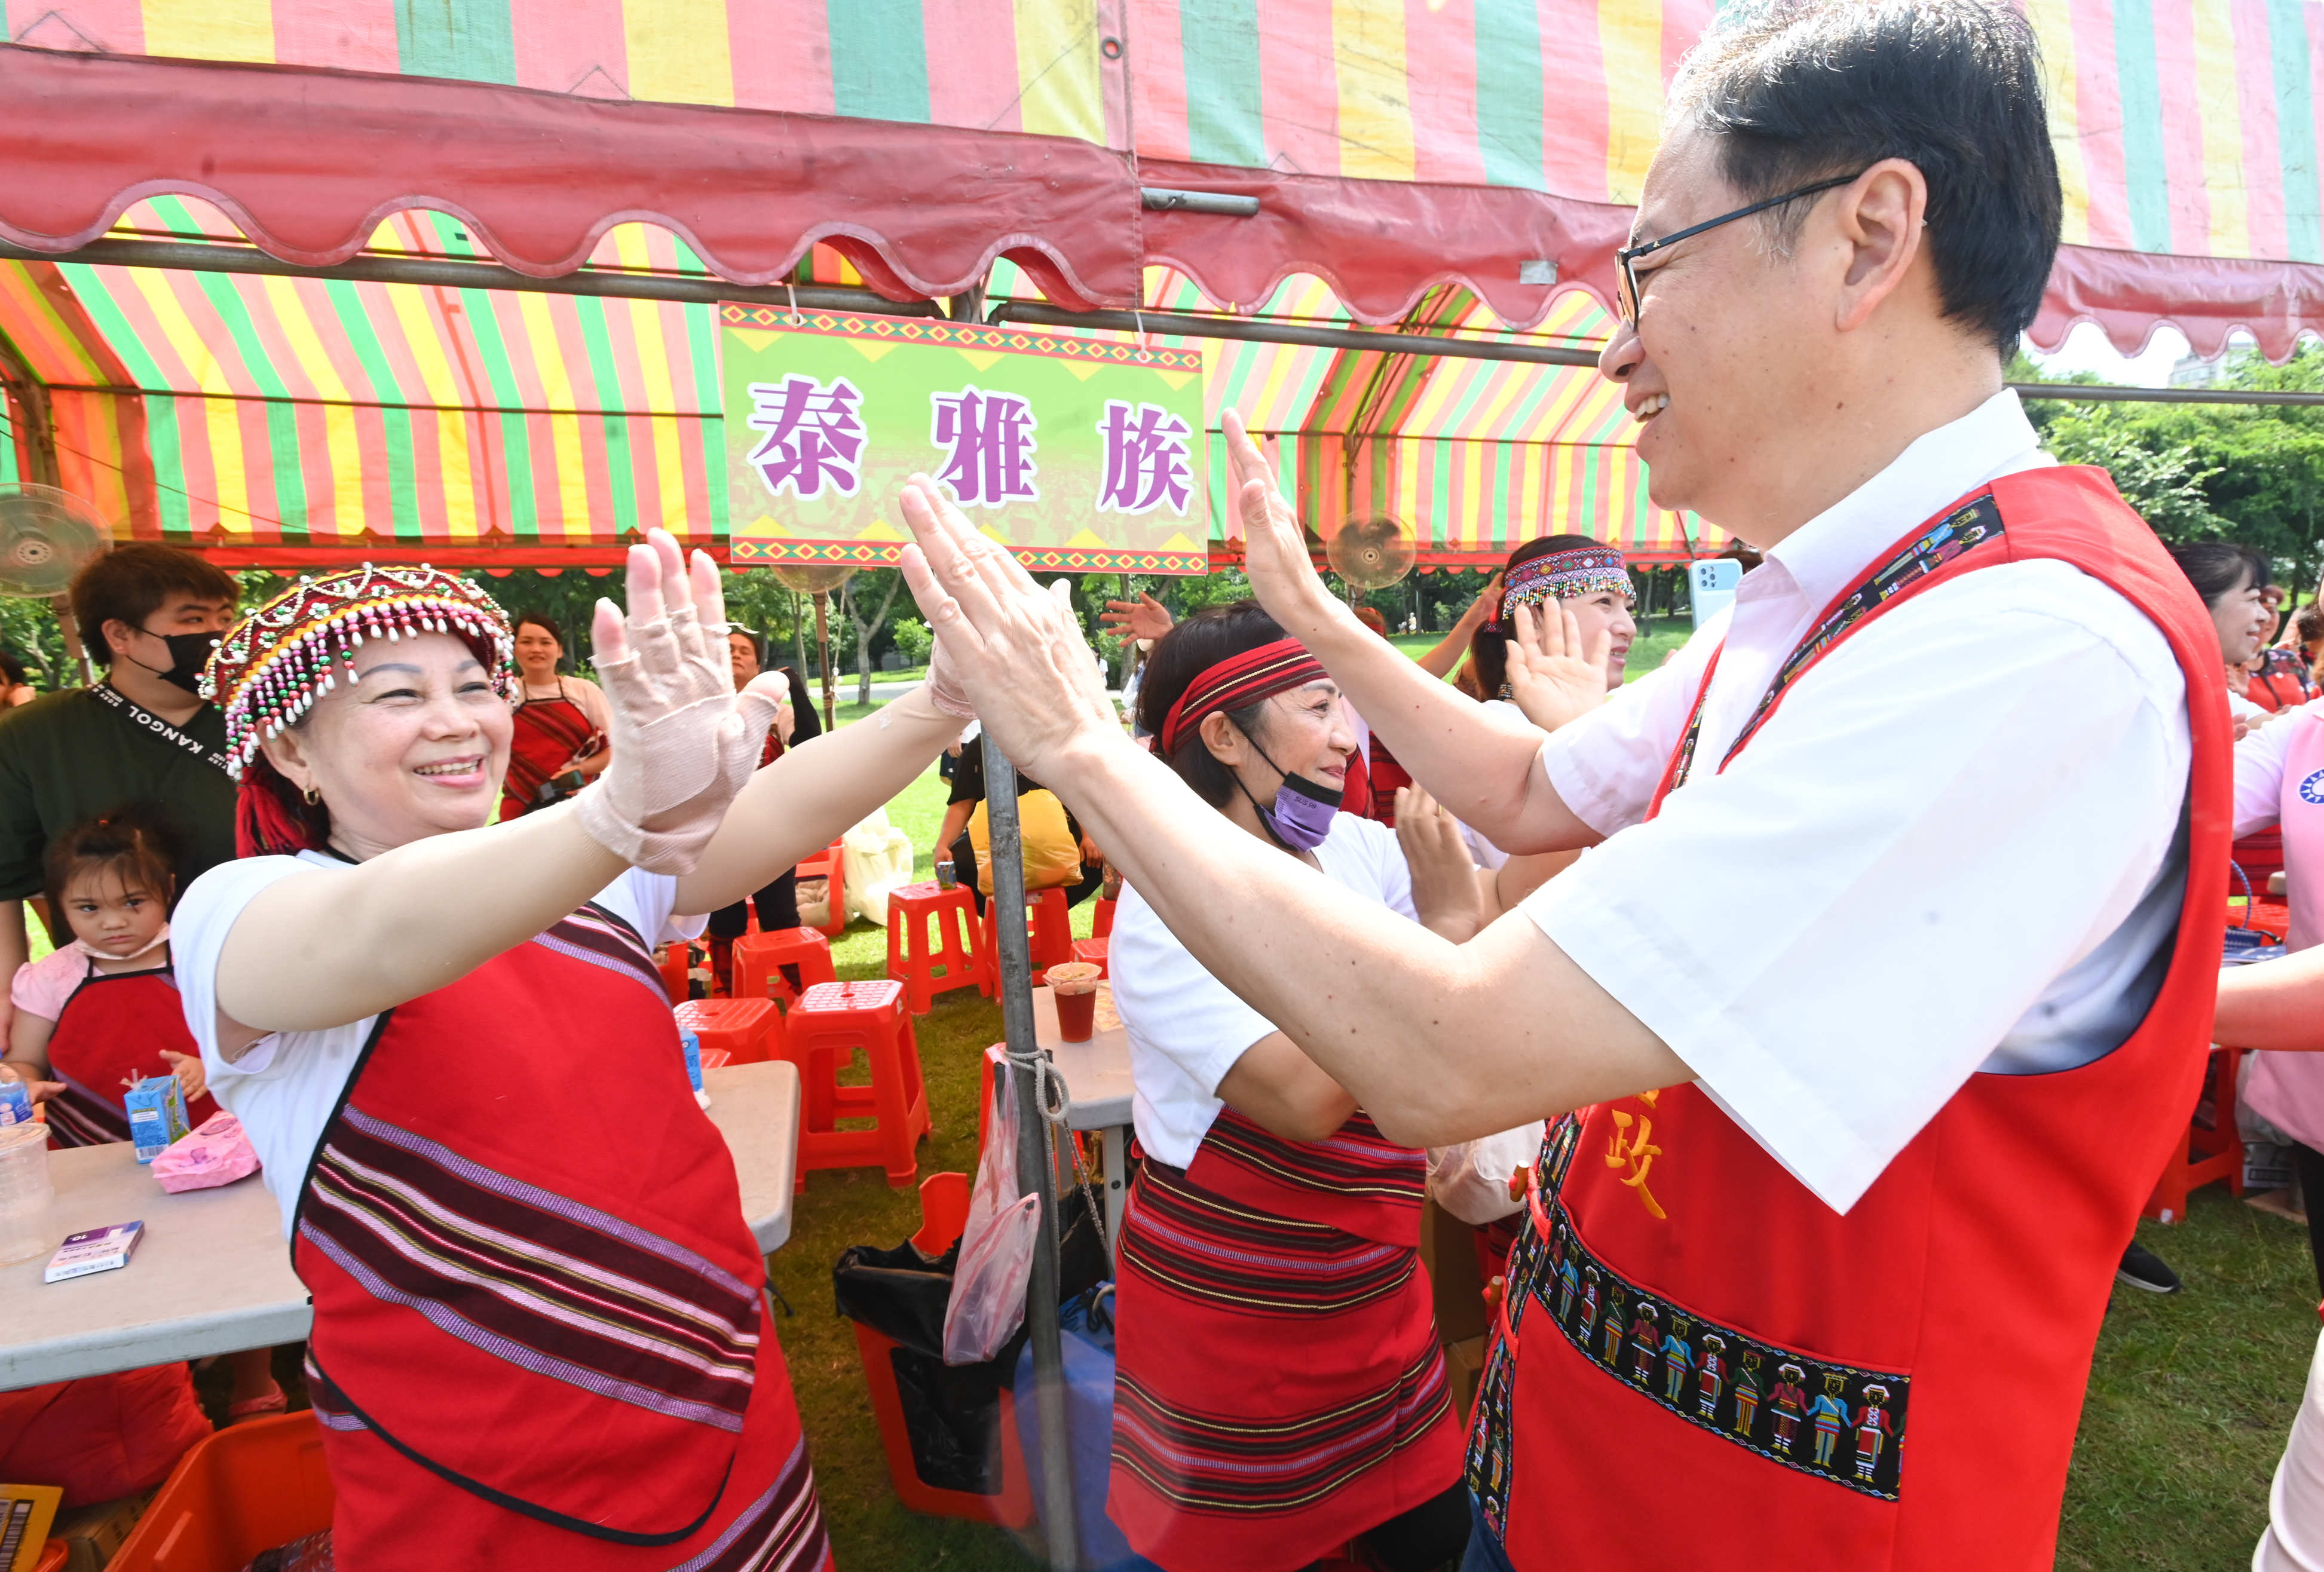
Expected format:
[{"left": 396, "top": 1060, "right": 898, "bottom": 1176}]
[
  {"left": 1464, "top": 535, "right": 1638, "bottom": 703},
  {"left": 1397, "top": 539, "right": 1641, "bottom": 1304},
  {"left": 1430, "top": 535, "right": 1637, "bottom": 912},
  {"left": 174, "top": 533, "right": 977, "bottom": 1571}
]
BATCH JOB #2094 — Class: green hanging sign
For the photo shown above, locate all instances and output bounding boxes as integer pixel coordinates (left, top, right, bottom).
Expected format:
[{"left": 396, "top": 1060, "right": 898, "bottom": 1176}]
[{"left": 722, "top": 307, "right": 1211, "bottom": 575}]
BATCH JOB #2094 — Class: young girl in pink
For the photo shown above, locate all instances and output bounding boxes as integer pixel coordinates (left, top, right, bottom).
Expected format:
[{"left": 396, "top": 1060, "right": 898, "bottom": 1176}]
[{"left": 1, "top": 810, "right": 284, "bottom": 1421}]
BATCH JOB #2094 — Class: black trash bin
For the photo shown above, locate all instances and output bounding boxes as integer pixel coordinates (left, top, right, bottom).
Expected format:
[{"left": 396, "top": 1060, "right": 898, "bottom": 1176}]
[{"left": 834, "top": 1188, "right": 1109, "bottom": 1510}]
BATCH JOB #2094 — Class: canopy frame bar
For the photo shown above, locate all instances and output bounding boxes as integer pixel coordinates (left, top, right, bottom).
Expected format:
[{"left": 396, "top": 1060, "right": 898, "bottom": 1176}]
[
  {"left": 10, "top": 238, "right": 2320, "bottom": 405},
  {"left": 0, "top": 237, "right": 944, "bottom": 317}
]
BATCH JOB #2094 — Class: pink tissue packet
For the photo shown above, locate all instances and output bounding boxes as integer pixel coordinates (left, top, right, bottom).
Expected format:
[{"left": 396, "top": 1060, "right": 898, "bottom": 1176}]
[{"left": 151, "top": 1111, "right": 261, "bottom": 1193}]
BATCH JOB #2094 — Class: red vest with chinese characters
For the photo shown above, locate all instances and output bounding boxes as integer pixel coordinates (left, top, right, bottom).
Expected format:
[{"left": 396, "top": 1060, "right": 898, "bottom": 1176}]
[
  {"left": 1465, "top": 467, "right": 2227, "bottom": 1571},
  {"left": 292, "top": 900, "right": 829, "bottom": 1571}
]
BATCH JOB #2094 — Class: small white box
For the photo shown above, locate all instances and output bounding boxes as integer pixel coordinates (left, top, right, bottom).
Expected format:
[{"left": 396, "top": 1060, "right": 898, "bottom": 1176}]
[{"left": 44, "top": 1221, "right": 145, "bottom": 1283}]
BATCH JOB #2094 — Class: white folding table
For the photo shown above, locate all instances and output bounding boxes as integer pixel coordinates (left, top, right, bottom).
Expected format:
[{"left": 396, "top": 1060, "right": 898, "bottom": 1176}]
[
  {"left": 0, "top": 1060, "right": 801, "bottom": 1389},
  {"left": 1032, "top": 983, "right": 1134, "bottom": 1258}
]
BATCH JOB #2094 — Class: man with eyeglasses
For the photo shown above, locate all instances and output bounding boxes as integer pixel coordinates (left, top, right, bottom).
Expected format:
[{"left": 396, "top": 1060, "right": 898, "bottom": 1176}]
[{"left": 888, "top": 2, "right": 2225, "bottom": 1568}]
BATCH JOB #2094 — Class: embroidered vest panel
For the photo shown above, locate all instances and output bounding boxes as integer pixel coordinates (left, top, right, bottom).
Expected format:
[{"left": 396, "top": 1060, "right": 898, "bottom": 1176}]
[{"left": 1480, "top": 467, "right": 2230, "bottom": 1572}]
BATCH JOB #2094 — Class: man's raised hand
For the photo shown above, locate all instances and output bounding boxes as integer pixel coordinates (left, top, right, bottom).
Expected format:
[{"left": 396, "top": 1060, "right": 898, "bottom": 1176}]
[
  {"left": 1223, "top": 409, "right": 1342, "bottom": 644},
  {"left": 897, "top": 476, "right": 1115, "bottom": 780}
]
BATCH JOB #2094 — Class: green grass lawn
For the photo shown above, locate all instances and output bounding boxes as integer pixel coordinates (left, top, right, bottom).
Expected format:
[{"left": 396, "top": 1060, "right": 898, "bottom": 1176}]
[{"left": 2063, "top": 1192, "right": 2319, "bottom": 1569}]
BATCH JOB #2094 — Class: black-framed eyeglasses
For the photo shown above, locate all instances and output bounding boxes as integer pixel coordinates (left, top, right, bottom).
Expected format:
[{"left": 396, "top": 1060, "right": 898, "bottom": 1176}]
[{"left": 1614, "top": 170, "right": 1870, "bottom": 326}]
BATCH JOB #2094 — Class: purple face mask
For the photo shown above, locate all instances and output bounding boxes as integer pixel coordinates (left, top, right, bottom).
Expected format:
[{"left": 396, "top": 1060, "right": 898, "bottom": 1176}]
[{"left": 1237, "top": 736, "right": 1342, "bottom": 851}]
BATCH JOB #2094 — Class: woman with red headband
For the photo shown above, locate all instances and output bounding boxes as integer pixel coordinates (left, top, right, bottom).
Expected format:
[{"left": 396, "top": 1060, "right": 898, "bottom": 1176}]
[
  {"left": 170, "top": 535, "right": 974, "bottom": 1572},
  {"left": 1104, "top": 600, "right": 1481, "bottom": 1572}
]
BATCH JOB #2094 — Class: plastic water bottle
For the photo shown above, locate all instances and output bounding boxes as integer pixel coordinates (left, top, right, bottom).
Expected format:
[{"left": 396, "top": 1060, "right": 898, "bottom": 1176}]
[
  {"left": 0, "top": 1066, "right": 32, "bottom": 1127},
  {"left": 0, "top": 1121, "right": 56, "bottom": 1265}
]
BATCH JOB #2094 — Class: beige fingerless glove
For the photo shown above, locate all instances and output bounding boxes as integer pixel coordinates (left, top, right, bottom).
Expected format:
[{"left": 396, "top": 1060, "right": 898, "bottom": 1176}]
[
  {"left": 924, "top": 632, "right": 975, "bottom": 719},
  {"left": 575, "top": 605, "right": 781, "bottom": 874}
]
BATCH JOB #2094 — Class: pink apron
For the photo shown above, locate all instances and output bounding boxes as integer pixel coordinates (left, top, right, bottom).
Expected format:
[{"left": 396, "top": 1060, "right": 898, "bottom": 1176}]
[{"left": 2244, "top": 710, "right": 2324, "bottom": 1146}]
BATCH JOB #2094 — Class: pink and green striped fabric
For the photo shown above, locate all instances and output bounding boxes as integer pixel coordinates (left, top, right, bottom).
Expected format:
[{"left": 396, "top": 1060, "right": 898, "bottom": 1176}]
[
  {"left": 15, "top": 197, "right": 722, "bottom": 554},
  {"left": 1134, "top": 268, "right": 1720, "bottom": 562},
  {"left": 10, "top": 0, "right": 2324, "bottom": 267}
]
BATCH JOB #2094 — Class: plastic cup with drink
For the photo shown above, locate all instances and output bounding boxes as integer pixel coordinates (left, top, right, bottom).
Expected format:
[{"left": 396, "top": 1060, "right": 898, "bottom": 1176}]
[{"left": 1045, "top": 961, "right": 1103, "bottom": 1043}]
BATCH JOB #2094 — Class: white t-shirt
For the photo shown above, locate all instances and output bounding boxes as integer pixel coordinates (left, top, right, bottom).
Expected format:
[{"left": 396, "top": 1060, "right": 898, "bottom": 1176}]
[
  {"left": 173, "top": 851, "right": 705, "bottom": 1234},
  {"left": 1108, "top": 813, "right": 1417, "bottom": 1168},
  {"left": 1527, "top": 390, "right": 2193, "bottom": 1216}
]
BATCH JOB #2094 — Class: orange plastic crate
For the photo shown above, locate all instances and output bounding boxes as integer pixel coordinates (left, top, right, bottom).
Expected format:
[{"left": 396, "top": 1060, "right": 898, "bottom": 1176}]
[{"left": 109, "top": 1412, "right": 332, "bottom": 1572}]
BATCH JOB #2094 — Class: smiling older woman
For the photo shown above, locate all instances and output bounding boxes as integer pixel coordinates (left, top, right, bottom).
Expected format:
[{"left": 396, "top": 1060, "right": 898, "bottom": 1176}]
[{"left": 170, "top": 534, "right": 970, "bottom": 1572}]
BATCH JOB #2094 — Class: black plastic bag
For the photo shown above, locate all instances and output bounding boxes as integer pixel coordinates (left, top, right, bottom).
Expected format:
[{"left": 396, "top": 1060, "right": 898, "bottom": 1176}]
[{"left": 832, "top": 1187, "right": 1112, "bottom": 1499}]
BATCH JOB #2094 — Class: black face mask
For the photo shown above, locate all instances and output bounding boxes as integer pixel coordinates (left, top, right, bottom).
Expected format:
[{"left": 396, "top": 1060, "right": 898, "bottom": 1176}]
[{"left": 133, "top": 631, "right": 222, "bottom": 695}]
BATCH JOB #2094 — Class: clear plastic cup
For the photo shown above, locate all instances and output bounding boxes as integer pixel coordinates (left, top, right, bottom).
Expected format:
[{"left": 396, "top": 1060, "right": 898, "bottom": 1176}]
[
  {"left": 1046, "top": 962, "right": 1103, "bottom": 1043},
  {"left": 0, "top": 1121, "right": 56, "bottom": 1266}
]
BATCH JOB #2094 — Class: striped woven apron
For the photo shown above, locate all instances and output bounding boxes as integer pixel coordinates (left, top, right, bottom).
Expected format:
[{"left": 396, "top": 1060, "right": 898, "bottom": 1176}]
[
  {"left": 43, "top": 961, "right": 218, "bottom": 1148},
  {"left": 292, "top": 901, "right": 830, "bottom": 1571},
  {"left": 1108, "top": 1106, "right": 1462, "bottom": 1572}
]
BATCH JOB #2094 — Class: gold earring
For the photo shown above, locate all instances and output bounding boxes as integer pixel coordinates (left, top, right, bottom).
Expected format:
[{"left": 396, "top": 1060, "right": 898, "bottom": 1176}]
[{"left": 302, "top": 786, "right": 321, "bottom": 806}]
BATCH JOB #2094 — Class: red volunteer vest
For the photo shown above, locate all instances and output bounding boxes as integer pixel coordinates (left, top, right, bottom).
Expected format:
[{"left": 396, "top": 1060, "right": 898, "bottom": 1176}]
[
  {"left": 44, "top": 961, "right": 218, "bottom": 1148},
  {"left": 292, "top": 902, "right": 829, "bottom": 1570},
  {"left": 1467, "top": 467, "right": 2228, "bottom": 1571}
]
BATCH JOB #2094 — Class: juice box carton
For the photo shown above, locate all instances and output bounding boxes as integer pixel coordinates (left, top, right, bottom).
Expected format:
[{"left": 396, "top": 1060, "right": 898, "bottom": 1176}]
[{"left": 123, "top": 1077, "right": 188, "bottom": 1163}]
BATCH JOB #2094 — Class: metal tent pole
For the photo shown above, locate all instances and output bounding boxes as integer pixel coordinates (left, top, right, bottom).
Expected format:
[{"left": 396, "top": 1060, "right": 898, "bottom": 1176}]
[{"left": 983, "top": 734, "right": 1080, "bottom": 1572}]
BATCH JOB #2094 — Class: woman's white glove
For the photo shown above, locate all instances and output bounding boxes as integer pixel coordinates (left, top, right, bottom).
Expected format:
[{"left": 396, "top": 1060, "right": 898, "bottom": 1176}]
[{"left": 575, "top": 529, "right": 786, "bottom": 874}]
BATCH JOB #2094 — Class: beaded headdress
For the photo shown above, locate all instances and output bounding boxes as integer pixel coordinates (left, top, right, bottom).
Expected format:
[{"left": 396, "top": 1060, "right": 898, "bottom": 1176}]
[
  {"left": 1489, "top": 546, "right": 1633, "bottom": 630},
  {"left": 204, "top": 563, "right": 515, "bottom": 779}
]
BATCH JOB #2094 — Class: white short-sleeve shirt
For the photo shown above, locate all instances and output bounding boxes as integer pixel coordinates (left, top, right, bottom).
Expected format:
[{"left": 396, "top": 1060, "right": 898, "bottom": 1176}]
[
  {"left": 1109, "top": 813, "right": 1417, "bottom": 1168},
  {"left": 2232, "top": 698, "right": 2324, "bottom": 838},
  {"left": 174, "top": 851, "right": 705, "bottom": 1234},
  {"left": 1524, "top": 390, "right": 2193, "bottom": 1215}
]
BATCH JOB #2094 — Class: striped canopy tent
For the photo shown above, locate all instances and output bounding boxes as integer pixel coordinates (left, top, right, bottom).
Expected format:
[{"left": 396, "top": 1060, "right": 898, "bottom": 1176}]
[
  {"left": 3, "top": 0, "right": 2322, "bottom": 566},
  {"left": 1086, "top": 267, "right": 1728, "bottom": 566}
]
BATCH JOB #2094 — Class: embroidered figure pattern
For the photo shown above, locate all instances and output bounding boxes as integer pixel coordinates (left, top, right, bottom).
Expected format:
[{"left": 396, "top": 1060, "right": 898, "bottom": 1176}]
[{"left": 1501, "top": 1159, "right": 1912, "bottom": 1500}]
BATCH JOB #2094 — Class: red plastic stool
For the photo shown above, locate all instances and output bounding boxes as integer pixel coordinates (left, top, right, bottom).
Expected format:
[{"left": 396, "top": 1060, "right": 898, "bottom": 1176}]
[
  {"left": 981, "top": 885, "right": 1074, "bottom": 975},
  {"left": 1091, "top": 896, "right": 1117, "bottom": 939},
  {"left": 2228, "top": 897, "right": 2292, "bottom": 942},
  {"left": 733, "top": 926, "right": 837, "bottom": 1007},
  {"left": 787, "top": 979, "right": 932, "bottom": 1188},
  {"left": 797, "top": 839, "right": 850, "bottom": 938},
  {"left": 852, "top": 1173, "right": 1036, "bottom": 1528},
  {"left": 675, "top": 997, "right": 780, "bottom": 1067},
  {"left": 886, "top": 881, "right": 991, "bottom": 1013},
  {"left": 2145, "top": 1044, "right": 2247, "bottom": 1223},
  {"left": 655, "top": 942, "right": 691, "bottom": 1005},
  {"left": 1070, "top": 936, "right": 1109, "bottom": 979}
]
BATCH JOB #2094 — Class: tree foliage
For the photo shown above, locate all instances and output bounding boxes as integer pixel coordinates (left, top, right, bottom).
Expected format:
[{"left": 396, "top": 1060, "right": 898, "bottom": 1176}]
[{"left": 2019, "top": 345, "right": 2324, "bottom": 593}]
